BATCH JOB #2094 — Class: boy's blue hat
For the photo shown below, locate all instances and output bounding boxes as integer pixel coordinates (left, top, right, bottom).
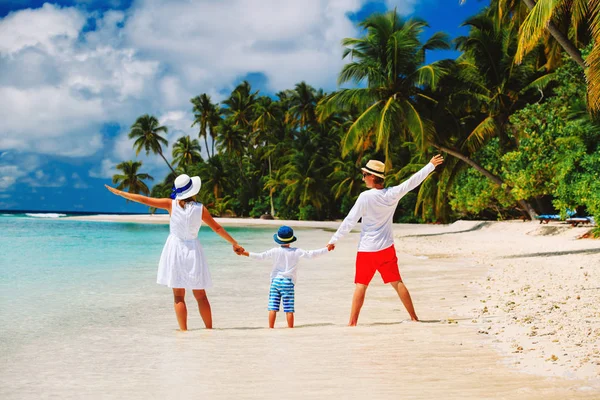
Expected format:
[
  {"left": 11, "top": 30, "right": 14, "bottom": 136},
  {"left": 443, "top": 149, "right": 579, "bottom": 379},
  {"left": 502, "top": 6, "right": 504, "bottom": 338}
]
[{"left": 274, "top": 226, "right": 297, "bottom": 244}]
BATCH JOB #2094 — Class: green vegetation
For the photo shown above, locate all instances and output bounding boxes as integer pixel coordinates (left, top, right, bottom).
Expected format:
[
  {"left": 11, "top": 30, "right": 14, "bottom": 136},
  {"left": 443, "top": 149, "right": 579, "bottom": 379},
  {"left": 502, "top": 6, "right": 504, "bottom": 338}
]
[{"left": 115, "top": 6, "right": 599, "bottom": 228}]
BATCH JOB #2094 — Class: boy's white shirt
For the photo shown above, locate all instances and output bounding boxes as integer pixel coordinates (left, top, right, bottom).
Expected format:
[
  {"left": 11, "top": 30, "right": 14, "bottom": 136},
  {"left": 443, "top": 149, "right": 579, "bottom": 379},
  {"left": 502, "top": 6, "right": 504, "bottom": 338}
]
[
  {"left": 328, "top": 162, "right": 435, "bottom": 252},
  {"left": 248, "top": 246, "right": 328, "bottom": 284}
]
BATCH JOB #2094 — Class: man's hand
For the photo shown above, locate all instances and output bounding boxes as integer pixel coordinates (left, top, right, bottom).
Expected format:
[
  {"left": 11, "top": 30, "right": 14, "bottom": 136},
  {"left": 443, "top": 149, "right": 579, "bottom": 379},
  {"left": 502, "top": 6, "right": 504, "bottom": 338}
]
[
  {"left": 429, "top": 154, "right": 444, "bottom": 167},
  {"left": 327, "top": 243, "right": 335, "bottom": 251}
]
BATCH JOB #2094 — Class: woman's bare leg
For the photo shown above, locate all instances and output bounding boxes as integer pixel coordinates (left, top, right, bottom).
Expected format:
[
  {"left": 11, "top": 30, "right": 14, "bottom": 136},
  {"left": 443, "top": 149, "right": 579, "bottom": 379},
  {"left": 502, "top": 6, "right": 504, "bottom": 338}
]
[
  {"left": 286, "top": 312, "right": 294, "bottom": 328},
  {"left": 268, "top": 311, "right": 277, "bottom": 328},
  {"left": 172, "top": 288, "right": 188, "bottom": 331},
  {"left": 192, "top": 289, "right": 212, "bottom": 329}
]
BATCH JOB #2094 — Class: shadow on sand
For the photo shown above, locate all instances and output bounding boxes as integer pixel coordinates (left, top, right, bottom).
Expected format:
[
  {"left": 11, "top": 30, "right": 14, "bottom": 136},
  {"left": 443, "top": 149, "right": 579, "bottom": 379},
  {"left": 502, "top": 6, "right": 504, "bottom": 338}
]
[
  {"left": 402, "top": 222, "right": 490, "bottom": 238},
  {"left": 501, "top": 248, "right": 600, "bottom": 259}
]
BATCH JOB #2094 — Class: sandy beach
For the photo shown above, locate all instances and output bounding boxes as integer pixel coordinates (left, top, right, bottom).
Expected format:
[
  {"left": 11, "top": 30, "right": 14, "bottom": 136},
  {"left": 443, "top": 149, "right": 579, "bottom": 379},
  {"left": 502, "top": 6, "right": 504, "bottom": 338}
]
[{"left": 25, "top": 214, "right": 594, "bottom": 399}]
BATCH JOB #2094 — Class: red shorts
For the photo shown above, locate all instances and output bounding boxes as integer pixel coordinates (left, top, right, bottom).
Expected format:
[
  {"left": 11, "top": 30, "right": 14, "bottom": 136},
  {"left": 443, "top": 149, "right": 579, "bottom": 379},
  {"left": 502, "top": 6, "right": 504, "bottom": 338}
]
[{"left": 355, "top": 245, "right": 401, "bottom": 285}]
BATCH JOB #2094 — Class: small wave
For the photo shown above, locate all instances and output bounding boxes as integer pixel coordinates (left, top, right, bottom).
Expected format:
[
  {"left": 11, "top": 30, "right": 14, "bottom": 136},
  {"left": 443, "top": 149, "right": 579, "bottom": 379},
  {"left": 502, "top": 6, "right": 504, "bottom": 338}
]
[{"left": 25, "top": 213, "right": 67, "bottom": 218}]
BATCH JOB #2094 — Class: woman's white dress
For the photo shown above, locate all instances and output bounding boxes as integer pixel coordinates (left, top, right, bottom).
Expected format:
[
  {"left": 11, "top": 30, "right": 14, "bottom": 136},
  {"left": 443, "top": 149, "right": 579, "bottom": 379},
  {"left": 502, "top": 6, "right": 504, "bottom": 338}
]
[{"left": 157, "top": 200, "right": 212, "bottom": 289}]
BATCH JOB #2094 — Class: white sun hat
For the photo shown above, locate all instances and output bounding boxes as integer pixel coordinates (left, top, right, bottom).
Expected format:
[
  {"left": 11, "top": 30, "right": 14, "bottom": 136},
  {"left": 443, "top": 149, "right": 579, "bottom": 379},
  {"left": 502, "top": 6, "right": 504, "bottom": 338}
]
[{"left": 170, "top": 174, "right": 201, "bottom": 200}]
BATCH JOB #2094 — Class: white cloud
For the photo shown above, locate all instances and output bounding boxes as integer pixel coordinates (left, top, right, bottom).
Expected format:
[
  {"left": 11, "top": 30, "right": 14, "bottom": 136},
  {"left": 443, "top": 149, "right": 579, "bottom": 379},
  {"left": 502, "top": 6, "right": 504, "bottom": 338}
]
[
  {"left": 72, "top": 172, "right": 90, "bottom": 189},
  {"left": 0, "top": 3, "right": 84, "bottom": 55},
  {"left": 26, "top": 169, "right": 66, "bottom": 187},
  {"left": 123, "top": 0, "right": 369, "bottom": 97},
  {"left": 0, "top": 153, "right": 43, "bottom": 191},
  {"left": 0, "top": 4, "right": 159, "bottom": 158},
  {"left": 0, "top": 0, "right": 419, "bottom": 187},
  {"left": 89, "top": 158, "right": 119, "bottom": 179}
]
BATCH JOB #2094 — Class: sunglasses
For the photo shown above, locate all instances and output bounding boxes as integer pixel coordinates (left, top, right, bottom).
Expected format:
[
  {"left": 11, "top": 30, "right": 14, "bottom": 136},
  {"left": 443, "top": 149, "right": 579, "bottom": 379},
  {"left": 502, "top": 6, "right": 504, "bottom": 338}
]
[{"left": 362, "top": 172, "right": 372, "bottom": 178}]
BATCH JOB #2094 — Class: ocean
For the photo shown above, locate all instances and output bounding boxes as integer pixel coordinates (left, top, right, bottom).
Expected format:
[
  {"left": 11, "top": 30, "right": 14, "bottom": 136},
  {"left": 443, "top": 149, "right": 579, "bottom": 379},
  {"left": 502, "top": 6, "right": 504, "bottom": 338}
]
[
  {"left": 0, "top": 213, "right": 273, "bottom": 336},
  {"left": 0, "top": 213, "right": 274, "bottom": 386}
]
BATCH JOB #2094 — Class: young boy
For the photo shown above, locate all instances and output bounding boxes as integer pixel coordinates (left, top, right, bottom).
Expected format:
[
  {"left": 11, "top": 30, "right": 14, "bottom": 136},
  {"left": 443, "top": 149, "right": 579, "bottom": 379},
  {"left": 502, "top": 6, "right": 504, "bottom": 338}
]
[{"left": 239, "top": 226, "right": 330, "bottom": 328}]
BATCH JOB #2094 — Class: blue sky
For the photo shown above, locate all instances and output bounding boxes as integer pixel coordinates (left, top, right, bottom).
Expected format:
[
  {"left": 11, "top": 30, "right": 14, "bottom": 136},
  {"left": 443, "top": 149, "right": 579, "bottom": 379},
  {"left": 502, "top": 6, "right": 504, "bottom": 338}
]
[{"left": 0, "top": 0, "right": 487, "bottom": 213}]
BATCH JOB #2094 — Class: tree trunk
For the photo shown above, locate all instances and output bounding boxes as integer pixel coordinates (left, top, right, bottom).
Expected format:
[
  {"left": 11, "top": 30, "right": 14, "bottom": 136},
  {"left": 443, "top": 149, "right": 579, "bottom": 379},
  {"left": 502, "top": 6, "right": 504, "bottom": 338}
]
[
  {"left": 159, "top": 151, "right": 176, "bottom": 174},
  {"left": 436, "top": 145, "right": 539, "bottom": 220},
  {"left": 521, "top": 0, "right": 586, "bottom": 68},
  {"left": 203, "top": 136, "right": 210, "bottom": 160},
  {"left": 268, "top": 155, "right": 275, "bottom": 216}
]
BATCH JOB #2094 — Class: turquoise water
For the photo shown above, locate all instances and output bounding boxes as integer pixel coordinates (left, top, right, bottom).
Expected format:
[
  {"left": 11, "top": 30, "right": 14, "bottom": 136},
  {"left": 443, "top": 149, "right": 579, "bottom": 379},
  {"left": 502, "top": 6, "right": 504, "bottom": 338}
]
[{"left": 0, "top": 214, "right": 271, "bottom": 347}]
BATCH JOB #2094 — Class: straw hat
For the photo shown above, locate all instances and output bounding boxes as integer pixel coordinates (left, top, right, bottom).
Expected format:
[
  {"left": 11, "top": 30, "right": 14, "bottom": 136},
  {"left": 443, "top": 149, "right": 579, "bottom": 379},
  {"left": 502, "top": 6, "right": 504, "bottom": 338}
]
[
  {"left": 361, "top": 160, "right": 385, "bottom": 179},
  {"left": 170, "top": 174, "right": 201, "bottom": 200}
]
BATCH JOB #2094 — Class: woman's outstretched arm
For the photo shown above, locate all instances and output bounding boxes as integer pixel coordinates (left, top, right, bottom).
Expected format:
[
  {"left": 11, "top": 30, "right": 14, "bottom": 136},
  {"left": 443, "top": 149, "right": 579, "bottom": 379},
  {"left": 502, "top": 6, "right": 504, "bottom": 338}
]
[
  {"left": 201, "top": 207, "right": 244, "bottom": 254},
  {"left": 105, "top": 185, "right": 172, "bottom": 212}
]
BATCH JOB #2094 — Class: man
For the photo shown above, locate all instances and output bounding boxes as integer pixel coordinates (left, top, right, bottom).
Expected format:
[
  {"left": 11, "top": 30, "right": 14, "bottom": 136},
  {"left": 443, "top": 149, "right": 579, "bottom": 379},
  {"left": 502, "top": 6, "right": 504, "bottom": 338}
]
[{"left": 327, "top": 155, "right": 444, "bottom": 326}]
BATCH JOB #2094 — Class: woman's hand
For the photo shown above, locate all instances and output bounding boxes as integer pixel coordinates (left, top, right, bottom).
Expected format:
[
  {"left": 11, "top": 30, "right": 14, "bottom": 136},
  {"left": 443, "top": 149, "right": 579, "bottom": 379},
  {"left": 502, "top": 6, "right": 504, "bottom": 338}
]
[
  {"left": 105, "top": 184, "right": 122, "bottom": 196},
  {"left": 233, "top": 244, "right": 245, "bottom": 255}
]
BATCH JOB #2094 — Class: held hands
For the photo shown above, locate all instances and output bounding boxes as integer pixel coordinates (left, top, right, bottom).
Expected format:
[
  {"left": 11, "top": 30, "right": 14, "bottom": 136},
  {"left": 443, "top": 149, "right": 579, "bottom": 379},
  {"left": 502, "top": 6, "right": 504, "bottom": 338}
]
[
  {"left": 429, "top": 154, "right": 444, "bottom": 167},
  {"left": 233, "top": 243, "right": 245, "bottom": 255},
  {"left": 327, "top": 243, "right": 335, "bottom": 251}
]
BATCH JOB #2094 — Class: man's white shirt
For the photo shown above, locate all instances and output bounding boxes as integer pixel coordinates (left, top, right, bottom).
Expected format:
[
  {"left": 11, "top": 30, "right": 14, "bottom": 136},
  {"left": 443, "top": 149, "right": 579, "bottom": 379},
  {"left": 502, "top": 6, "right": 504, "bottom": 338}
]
[
  {"left": 328, "top": 162, "right": 435, "bottom": 252},
  {"left": 249, "top": 246, "right": 328, "bottom": 284}
]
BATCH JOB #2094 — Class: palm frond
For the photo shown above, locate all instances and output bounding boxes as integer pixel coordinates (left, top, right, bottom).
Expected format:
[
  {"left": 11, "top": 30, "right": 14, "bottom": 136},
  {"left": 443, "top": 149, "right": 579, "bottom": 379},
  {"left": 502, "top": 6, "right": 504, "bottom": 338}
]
[
  {"left": 587, "top": 0, "right": 600, "bottom": 113},
  {"left": 520, "top": 72, "right": 557, "bottom": 93},
  {"left": 515, "top": 0, "right": 556, "bottom": 64},
  {"left": 461, "top": 116, "right": 498, "bottom": 153},
  {"left": 341, "top": 101, "right": 382, "bottom": 157}
]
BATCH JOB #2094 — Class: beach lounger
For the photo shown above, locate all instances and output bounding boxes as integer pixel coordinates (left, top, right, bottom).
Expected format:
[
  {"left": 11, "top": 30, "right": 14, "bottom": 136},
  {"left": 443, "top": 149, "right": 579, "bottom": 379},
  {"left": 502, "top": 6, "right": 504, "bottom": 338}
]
[
  {"left": 566, "top": 217, "right": 594, "bottom": 227},
  {"left": 535, "top": 214, "right": 561, "bottom": 224}
]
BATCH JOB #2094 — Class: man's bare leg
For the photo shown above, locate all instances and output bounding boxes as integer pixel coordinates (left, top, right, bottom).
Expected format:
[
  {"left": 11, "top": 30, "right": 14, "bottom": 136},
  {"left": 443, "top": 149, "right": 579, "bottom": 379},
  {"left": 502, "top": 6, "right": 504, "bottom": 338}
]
[
  {"left": 390, "top": 280, "right": 419, "bottom": 321},
  {"left": 268, "top": 311, "right": 277, "bottom": 328},
  {"left": 286, "top": 312, "right": 294, "bottom": 328},
  {"left": 349, "top": 284, "right": 368, "bottom": 326},
  {"left": 172, "top": 288, "right": 188, "bottom": 331},
  {"left": 192, "top": 289, "right": 212, "bottom": 329}
]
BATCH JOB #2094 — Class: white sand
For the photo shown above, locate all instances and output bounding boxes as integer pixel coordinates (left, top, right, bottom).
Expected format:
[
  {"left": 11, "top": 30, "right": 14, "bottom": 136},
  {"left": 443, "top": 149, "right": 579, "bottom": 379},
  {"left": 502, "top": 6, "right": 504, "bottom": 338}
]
[{"left": 46, "top": 215, "right": 600, "bottom": 399}]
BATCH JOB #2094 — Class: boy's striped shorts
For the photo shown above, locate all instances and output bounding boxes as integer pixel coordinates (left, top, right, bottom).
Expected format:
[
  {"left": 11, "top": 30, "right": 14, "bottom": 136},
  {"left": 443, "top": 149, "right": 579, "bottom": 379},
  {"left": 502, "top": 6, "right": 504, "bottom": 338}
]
[{"left": 268, "top": 277, "right": 295, "bottom": 313}]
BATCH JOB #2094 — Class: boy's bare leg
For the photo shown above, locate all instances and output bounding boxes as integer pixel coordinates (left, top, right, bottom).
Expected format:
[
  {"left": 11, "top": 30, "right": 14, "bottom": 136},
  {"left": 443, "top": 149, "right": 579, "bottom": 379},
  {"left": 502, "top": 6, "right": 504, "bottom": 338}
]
[
  {"left": 172, "top": 288, "right": 188, "bottom": 331},
  {"left": 348, "top": 284, "right": 368, "bottom": 326},
  {"left": 192, "top": 289, "right": 213, "bottom": 329},
  {"left": 286, "top": 312, "right": 294, "bottom": 328},
  {"left": 269, "top": 311, "right": 277, "bottom": 328},
  {"left": 389, "top": 280, "right": 419, "bottom": 321}
]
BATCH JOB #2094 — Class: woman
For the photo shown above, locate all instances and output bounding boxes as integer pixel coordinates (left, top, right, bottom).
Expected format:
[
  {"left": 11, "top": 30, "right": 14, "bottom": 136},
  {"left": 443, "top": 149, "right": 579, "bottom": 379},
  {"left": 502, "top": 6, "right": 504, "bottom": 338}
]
[{"left": 105, "top": 174, "right": 244, "bottom": 331}]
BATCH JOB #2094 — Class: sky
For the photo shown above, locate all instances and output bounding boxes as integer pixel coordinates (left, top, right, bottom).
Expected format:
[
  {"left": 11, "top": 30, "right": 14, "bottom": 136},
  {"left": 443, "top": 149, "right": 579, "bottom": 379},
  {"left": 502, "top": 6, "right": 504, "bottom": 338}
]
[{"left": 0, "top": 0, "right": 487, "bottom": 213}]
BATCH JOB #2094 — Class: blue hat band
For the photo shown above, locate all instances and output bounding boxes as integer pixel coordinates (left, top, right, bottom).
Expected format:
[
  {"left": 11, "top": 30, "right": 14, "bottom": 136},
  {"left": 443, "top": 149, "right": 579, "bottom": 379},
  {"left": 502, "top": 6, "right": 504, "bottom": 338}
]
[{"left": 170, "top": 180, "right": 193, "bottom": 199}]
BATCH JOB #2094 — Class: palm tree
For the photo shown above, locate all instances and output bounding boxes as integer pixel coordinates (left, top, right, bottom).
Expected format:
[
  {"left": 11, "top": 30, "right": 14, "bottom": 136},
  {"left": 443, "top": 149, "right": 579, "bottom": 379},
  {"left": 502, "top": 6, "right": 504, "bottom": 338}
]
[
  {"left": 514, "top": 0, "right": 600, "bottom": 112},
  {"left": 112, "top": 161, "right": 154, "bottom": 200},
  {"left": 286, "top": 82, "right": 321, "bottom": 130},
  {"left": 172, "top": 135, "right": 202, "bottom": 170},
  {"left": 423, "top": 10, "right": 546, "bottom": 219},
  {"left": 222, "top": 81, "right": 257, "bottom": 129},
  {"left": 460, "top": 0, "right": 600, "bottom": 112},
  {"left": 196, "top": 155, "right": 231, "bottom": 200},
  {"left": 129, "top": 114, "right": 175, "bottom": 174},
  {"left": 191, "top": 94, "right": 221, "bottom": 158},
  {"left": 453, "top": 12, "right": 547, "bottom": 152},
  {"left": 252, "top": 96, "right": 282, "bottom": 216},
  {"left": 318, "top": 10, "right": 450, "bottom": 166}
]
